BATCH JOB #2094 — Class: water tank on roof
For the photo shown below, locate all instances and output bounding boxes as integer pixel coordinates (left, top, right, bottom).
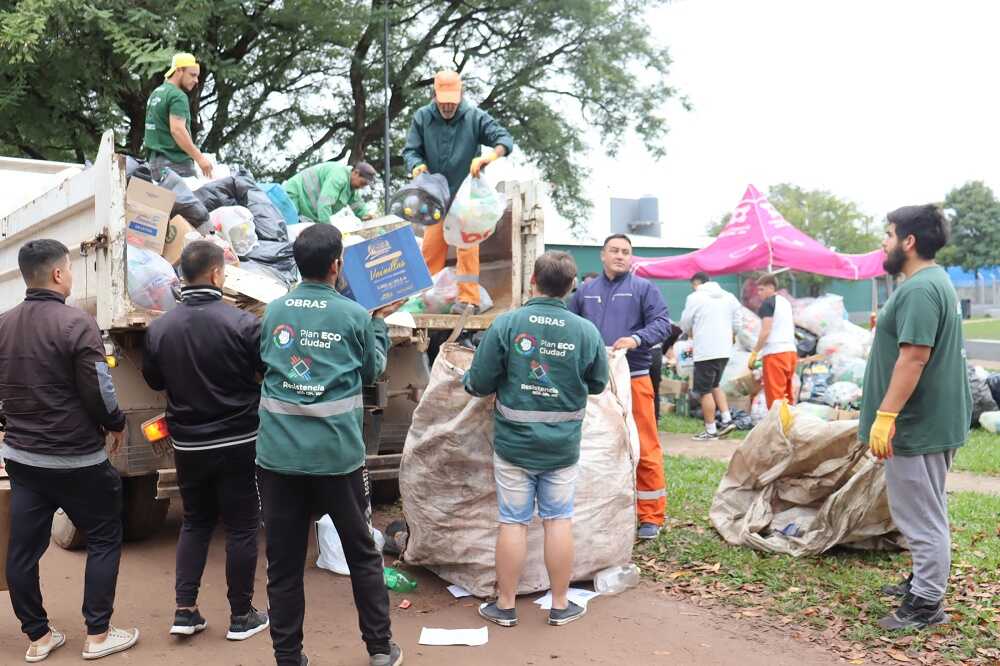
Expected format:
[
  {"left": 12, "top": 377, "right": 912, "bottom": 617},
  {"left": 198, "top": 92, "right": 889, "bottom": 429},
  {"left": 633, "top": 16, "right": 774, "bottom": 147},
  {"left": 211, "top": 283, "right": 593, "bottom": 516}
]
[{"left": 637, "top": 196, "right": 658, "bottom": 224}]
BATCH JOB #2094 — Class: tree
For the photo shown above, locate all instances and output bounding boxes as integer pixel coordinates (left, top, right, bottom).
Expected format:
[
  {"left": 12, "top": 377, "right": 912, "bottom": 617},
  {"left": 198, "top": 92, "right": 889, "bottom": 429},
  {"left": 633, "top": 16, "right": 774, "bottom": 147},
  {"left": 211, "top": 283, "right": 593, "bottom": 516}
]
[
  {"left": 0, "top": 0, "right": 683, "bottom": 223},
  {"left": 705, "top": 184, "right": 879, "bottom": 295},
  {"left": 936, "top": 181, "right": 1000, "bottom": 275}
]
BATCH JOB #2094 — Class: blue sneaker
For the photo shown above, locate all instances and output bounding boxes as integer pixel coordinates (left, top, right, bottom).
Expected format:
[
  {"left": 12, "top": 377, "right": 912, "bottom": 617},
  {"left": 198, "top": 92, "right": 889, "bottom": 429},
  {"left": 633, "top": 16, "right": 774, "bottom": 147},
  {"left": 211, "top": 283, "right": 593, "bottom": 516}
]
[{"left": 637, "top": 522, "right": 661, "bottom": 540}]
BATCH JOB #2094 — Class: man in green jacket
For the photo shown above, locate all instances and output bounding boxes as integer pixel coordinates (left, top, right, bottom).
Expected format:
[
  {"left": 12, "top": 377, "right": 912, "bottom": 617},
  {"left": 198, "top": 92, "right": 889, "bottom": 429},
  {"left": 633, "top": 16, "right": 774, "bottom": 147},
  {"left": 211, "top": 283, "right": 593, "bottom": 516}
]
[
  {"left": 256, "top": 223, "right": 403, "bottom": 666},
  {"left": 464, "top": 251, "right": 608, "bottom": 628},
  {"left": 143, "top": 53, "right": 214, "bottom": 180},
  {"left": 403, "top": 70, "right": 514, "bottom": 313},
  {"left": 282, "top": 162, "right": 377, "bottom": 225}
]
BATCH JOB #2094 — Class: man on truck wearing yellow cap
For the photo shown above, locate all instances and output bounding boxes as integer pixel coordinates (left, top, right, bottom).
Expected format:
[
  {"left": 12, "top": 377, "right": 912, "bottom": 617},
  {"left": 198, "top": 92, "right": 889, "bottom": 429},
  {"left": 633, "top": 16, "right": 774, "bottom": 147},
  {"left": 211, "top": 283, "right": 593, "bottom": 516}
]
[
  {"left": 144, "top": 53, "right": 214, "bottom": 181},
  {"left": 403, "top": 70, "right": 514, "bottom": 314}
]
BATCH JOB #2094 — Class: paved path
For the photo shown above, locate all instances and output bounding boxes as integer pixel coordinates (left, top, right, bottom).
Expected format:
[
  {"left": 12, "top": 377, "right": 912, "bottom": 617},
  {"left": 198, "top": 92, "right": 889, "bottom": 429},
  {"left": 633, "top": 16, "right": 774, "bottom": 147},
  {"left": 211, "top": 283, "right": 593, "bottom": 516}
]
[
  {"left": 967, "top": 340, "right": 1000, "bottom": 363},
  {"left": 660, "top": 433, "right": 1000, "bottom": 495}
]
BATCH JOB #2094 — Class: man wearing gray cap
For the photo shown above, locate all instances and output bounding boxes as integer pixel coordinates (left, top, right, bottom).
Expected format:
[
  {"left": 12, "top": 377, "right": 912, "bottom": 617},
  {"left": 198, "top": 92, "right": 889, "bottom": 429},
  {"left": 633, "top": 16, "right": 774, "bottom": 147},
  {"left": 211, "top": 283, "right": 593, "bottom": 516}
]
[{"left": 283, "top": 162, "right": 377, "bottom": 223}]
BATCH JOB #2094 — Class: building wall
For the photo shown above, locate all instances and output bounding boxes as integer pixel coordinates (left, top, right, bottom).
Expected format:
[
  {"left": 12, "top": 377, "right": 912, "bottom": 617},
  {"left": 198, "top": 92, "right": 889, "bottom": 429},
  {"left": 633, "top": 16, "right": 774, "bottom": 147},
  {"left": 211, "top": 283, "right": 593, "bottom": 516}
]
[{"left": 550, "top": 243, "right": 876, "bottom": 319}]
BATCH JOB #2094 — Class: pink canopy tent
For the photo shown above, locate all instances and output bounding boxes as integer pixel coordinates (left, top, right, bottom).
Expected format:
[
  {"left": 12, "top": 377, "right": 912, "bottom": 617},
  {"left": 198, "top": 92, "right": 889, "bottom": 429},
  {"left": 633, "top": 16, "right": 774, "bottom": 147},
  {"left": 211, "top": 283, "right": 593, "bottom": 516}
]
[{"left": 633, "top": 185, "right": 885, "bottom": 281}]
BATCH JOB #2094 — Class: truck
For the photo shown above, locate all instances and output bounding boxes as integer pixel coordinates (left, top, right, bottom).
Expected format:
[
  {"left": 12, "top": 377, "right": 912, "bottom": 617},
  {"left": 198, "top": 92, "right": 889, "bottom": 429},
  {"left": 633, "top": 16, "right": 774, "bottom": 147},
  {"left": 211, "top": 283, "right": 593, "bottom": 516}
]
[{"left": 0, "top": 130, "right": 544, "bottom": 547}]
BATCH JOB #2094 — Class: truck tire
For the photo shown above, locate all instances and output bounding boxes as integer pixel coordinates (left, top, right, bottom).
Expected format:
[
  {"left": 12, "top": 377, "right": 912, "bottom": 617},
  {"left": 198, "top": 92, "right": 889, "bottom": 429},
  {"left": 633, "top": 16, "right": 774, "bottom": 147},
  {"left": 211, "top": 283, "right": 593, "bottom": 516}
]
[
  {"left": 122, "top": 474, "right": 169, "bottom": 542},
  {"left": 51, "top": 508, "right": 87, "bottom": 550}
]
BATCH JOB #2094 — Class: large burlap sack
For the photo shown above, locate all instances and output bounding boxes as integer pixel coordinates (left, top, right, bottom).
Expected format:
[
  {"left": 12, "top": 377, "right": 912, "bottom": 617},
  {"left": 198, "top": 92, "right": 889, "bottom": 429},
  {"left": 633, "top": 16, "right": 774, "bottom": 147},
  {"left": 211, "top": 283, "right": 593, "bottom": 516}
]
[
  {"left": 400, "top": 343, "right": 639, "bottom": 597},
  {"left": 709, "top": 403, "right": 903, "bottom": 556}
]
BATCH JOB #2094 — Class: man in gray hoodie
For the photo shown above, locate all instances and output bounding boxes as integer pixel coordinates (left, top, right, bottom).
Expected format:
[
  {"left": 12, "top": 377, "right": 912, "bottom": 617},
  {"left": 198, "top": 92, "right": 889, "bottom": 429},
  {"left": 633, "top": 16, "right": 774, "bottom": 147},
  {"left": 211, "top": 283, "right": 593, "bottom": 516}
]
[{"left": 679, "top": 272, "right": 742, "bottom": 440}]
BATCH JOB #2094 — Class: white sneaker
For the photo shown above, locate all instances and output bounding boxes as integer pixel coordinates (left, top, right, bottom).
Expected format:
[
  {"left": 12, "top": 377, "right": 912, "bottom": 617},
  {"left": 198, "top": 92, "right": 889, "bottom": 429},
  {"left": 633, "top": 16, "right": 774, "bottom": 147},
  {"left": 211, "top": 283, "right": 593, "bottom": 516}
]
[
  {"left": 25, "top": 628, "right": 65, "bottom": 662},
  {"left": 82, "top": 626, "right": 139, "bottom": 660}
]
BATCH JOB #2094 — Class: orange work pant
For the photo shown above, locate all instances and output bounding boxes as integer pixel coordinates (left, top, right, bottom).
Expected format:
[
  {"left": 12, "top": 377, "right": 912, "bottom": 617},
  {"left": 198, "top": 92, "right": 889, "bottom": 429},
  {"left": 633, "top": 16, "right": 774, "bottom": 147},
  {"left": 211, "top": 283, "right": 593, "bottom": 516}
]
[
  {"left": 421, "top": 222, "right": 480, "bottom": 305},
  {"left": 631, "top": 376, "right": 666, "bottom": 525},
  {"left": 762, "top": 351, "right": 798, "bottom": 408}
]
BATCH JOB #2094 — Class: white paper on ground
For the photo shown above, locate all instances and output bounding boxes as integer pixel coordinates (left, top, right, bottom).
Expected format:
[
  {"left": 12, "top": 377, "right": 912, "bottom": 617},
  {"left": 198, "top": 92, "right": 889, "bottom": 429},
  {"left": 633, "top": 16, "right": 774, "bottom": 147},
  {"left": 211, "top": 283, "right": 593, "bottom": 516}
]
[
  {"left": 533, "top": 587, "right": 600, "bottom": 610},
  {"left": 446, "top": 584, "right": 472, "bottom": 598},
  {"left": 418, "top": 626, "right": 488, "bottom": 647}
]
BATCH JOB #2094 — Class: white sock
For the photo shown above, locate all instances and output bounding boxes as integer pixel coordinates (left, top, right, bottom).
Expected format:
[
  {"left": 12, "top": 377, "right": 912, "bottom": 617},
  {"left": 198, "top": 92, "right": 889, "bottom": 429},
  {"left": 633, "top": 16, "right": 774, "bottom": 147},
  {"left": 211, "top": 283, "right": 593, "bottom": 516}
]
[
  {"left": 705, "top": 422, "right": 717, "bottom": 434},
  {"left": 721, "top": 410, "right": 732, "bottom": 423}
]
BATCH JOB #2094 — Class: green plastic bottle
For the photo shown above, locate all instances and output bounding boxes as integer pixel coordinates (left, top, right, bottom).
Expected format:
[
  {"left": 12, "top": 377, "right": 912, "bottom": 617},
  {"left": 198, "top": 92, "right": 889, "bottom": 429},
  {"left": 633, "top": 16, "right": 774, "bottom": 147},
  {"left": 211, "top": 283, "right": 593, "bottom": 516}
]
[{"left": 383, "top": 567, "right": 417, "bottom": 592}]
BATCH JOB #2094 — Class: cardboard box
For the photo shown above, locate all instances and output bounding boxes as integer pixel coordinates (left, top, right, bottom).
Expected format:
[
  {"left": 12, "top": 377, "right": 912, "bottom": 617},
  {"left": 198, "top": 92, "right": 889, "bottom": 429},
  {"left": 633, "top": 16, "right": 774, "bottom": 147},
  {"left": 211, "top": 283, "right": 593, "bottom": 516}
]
[
  {"left": 341, "top": 222, "right": 433, "bottom": 311},
  {"left": 124, "top": 178, "right": 176, "bottom": 253},
  {"left": 660, "top": 378, "right": 689, "bottom": 397},
  {"left": 161, "top": 215, "right": 195, "bottom": 265}
]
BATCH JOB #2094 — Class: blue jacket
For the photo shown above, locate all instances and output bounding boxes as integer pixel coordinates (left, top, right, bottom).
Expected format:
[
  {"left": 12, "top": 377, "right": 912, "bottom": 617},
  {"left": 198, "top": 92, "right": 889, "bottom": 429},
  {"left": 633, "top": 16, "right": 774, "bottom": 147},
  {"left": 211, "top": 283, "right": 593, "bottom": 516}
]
[{"left": 568, "top": 272, "right": 670, "bottom": 376}]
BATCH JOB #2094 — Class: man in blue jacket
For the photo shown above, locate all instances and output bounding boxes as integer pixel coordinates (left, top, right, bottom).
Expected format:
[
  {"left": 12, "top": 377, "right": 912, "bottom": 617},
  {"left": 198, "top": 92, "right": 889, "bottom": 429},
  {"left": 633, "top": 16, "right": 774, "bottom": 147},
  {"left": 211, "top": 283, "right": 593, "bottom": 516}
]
[{"left": 569, "top": 234, "right": 671, "bottom": 540}]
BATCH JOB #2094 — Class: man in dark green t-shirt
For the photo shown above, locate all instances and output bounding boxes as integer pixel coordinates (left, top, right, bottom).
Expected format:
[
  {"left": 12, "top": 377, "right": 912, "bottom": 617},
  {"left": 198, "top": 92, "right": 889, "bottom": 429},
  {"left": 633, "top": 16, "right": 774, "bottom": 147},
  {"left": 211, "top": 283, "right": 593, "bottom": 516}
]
[
  {"left": 859, "top": 204, "right": 971, "bottom": 631},
  {"left": 143, "top": 53, "right": 214, "bottom": 180}
]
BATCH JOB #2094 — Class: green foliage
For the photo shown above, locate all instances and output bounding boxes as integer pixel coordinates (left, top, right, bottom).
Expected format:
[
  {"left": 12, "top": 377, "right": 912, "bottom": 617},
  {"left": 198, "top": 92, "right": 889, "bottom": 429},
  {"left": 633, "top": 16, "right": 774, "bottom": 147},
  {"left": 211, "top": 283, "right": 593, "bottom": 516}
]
[
  {"left": 0, "top": 0, "right": 683, "bottom": 224},
  {"left": 937, "top": 181, "right": 1000, "bottom": 275},
  {"left": 706, "top": 184, "right": 879, "bottom": 294}
]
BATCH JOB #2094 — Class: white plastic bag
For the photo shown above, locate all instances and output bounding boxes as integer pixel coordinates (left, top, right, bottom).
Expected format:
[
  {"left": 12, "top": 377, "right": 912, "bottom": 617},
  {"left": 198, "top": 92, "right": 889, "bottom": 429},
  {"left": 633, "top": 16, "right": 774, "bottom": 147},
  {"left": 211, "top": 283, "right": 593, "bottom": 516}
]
[
  {"left": 209, "top": 205, "right": 259, "bottom": 256},
  {"left": 127, "top": 246, "right": 179, "bottom": 312},
  {"left": 442, "top": 176, "right": 505, "bottom": 249},
  {"left": 823, "top": 381, "right": 862, "bottom": 408},
  {"left": 795, "top": 295, "right": 846, "bottom": 336},
  {"left": 315, "top": 514, "right": 385, "bottom": 576},
  {"left": 672, "top": 340, "right": 695, "bottom": 379},
  {"left": 287, "top": 221, "right": 315, "bottom": 243},
  {"left": 735, "top": 307, "right": 761, "bottom": 351},
  {"left": 817, "top": 321, "right": 872, "bottom": 359},
  {"left": 831, "top": 355, "right": 867, "bottom": 387}
]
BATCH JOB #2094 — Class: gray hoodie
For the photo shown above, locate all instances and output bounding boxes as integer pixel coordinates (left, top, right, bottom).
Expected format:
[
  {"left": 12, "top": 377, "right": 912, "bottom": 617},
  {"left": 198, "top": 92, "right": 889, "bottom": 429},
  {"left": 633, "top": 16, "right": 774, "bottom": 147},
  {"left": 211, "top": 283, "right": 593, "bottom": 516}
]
[{"left": 679, "top": 282, "right": 742, "bottom": 362}]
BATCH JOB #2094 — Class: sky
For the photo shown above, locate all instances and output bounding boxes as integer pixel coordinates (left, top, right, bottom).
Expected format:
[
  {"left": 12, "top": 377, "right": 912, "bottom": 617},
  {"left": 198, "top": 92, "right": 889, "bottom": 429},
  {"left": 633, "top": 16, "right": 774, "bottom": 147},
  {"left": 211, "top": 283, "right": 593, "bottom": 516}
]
[{"left": 496, "top": 0, "right": 1000, "bottom": 246}]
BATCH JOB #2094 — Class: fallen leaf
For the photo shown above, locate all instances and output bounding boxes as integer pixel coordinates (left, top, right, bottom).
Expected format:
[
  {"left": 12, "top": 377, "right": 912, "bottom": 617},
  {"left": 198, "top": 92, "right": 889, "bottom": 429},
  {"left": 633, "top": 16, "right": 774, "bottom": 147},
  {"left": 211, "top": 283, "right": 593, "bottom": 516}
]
[
  {"left": 397, "top": 599, "right": 411, "bottom": 610},
  {"left": 653, "top": 650, "right": 671, "bottom": 656},
  {"left": 886, "top": 650, "right": 911, "bottom": 662},
  {"left": 710, "top": 562, "right": 721, "bottom": 573},
  {"left": 669, "top": 571, "right": 691, "bottom": 579},
  {"left": 849, "top": 660, "right": 864, "bottom": 665}
]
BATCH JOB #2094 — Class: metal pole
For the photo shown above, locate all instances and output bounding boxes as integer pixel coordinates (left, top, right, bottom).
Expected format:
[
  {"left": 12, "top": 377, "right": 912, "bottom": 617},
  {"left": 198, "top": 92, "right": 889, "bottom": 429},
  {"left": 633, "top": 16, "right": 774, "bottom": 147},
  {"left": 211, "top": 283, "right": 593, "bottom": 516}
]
[{"left": 382, "top": 0, "right": 391, "bottom": 213}]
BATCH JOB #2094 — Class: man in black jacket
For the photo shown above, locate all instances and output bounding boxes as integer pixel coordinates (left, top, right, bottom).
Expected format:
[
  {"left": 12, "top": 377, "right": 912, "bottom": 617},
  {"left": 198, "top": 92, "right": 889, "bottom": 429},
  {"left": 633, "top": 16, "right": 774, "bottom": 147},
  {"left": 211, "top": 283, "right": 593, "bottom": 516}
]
[
  {"left": 142, "top": 241, "right": 268, "bottom": 642},
  {"left": 0, "top": 239, "right": 139, "bottom": 661}
]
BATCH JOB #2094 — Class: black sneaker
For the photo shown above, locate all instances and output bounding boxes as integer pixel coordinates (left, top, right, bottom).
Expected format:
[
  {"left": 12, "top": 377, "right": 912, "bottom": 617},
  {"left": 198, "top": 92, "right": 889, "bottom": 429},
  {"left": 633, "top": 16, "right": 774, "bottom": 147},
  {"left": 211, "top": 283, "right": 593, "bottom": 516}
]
[
  {"left": 881, "top": 573, "right": 913, "bottom": 598},
  {"left": 691, "top": 430, "right": 719, "bottom": 441},
  {"left": 169, "top": 608, "right": 208, "bottom": 636},
  {"left": 717, "top": 421, "right": 737, "bottom": 438},
  {"left": 226, "top": 607, "right": 269, "bottom": 641},
  {"left": 369, "top": 641, "right": 404, "bottom": 666},
  {"left": 478, "top": 601, "right": 518, "bottom": 627},
  {"left": 877, "top": 593, "right": 949, "bottom": 630},
  {"left": 548, "top": 601, "right": 586, "bottom": 626}
]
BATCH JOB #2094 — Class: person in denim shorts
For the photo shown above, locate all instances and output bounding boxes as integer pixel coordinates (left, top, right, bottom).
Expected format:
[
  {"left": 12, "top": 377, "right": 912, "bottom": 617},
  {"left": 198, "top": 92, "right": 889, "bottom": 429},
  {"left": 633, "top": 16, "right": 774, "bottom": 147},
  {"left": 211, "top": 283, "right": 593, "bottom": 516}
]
[{"left": 464, "top": 251, "right": 608, "bottom": 628}]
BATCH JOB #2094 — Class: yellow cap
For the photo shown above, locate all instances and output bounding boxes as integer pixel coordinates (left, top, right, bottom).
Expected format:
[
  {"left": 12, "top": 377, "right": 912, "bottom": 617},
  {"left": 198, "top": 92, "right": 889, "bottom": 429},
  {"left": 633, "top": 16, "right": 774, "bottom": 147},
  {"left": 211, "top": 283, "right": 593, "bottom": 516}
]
[{"left": 166, "top": 53, "right": 198, "bottom": 78}]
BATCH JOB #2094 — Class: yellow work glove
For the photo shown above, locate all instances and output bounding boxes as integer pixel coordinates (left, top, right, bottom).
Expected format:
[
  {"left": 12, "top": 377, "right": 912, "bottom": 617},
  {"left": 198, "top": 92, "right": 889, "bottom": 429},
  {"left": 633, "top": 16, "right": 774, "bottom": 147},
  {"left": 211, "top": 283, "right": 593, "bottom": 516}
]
[
  {"left": 411, "top": 164, "right": 428, "bottom": 178},
  {"left": 747, "top": 351, "right": 758, "bottom": 370},
  {"left": 868, "top": 410, "right": 898, "bottom": 459},
  {"left": 470, "top": 150, "right": 498, "bottom": 177}
]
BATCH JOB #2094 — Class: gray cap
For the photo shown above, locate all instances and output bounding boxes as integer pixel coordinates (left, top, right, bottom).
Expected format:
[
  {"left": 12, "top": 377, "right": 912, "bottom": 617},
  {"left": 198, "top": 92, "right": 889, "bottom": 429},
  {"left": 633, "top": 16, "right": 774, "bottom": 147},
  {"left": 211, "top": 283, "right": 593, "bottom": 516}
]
[{"left": 353, "top": 161, "right": 377, "bottom": 183}]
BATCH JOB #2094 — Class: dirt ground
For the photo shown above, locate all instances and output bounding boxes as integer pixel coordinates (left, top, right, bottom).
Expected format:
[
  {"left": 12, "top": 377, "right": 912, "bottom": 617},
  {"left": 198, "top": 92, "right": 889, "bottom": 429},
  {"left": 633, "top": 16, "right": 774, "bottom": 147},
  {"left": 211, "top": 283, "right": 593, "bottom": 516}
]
[{"left": 0, "top": 503, "right": 843, "bottom": 666}]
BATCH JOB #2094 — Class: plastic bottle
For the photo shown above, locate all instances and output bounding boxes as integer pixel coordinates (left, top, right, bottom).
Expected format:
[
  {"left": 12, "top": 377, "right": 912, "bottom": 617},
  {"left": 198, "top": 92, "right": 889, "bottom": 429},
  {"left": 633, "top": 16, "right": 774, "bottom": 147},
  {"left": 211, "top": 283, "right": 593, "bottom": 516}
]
[
  {"left": 592, "top": 563, "right": 640, "bottom": 595},
  {"left": 383, "top": 567, "right": 417, "bottom": 592}
]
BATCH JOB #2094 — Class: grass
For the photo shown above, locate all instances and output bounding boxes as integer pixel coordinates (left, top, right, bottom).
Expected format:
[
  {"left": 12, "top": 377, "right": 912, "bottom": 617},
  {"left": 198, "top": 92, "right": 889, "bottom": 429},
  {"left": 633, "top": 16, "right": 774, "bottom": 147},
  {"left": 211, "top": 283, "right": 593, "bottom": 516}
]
[
  {"left": 963, "top": 318, "right": 1000, "bottom": 341},
  {"left": 663, "top": 411, "right": 1000, "bottom": 476},
  {"left": 953, "top": 429, "right": 1000, "bottom": 476},
  {"left": 660, "top": 412, "right": 748, "bottom": 439},
  {"left": 639, "top": 456, "right": 1000, "bottom": 663}
]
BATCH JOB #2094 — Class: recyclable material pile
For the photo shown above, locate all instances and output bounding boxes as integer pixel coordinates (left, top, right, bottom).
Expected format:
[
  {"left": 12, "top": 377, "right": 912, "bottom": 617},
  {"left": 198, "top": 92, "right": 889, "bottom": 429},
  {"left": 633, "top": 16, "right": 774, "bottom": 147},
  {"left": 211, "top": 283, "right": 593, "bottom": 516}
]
[
  {"left": 669, "top": 294, "right": 871, "bottom": 425},
  {"left": 124, "top": 158, "right": 299, "bottom": 313}
]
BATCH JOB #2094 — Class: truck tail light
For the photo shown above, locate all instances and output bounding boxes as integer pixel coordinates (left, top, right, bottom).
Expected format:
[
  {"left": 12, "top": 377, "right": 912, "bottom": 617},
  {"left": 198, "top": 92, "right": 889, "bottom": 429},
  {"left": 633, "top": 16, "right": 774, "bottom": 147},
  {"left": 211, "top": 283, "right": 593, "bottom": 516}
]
[{"left": 141, "top": 414, "right": 170, "bottom": 443}]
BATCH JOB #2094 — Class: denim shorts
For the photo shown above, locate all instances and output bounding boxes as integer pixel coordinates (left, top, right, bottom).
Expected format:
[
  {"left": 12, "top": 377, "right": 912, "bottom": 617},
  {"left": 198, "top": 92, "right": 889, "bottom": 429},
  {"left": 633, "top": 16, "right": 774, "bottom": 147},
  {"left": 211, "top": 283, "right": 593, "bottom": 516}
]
[{"left": 493, "top": 454, "right": 578, "bottom": 525}]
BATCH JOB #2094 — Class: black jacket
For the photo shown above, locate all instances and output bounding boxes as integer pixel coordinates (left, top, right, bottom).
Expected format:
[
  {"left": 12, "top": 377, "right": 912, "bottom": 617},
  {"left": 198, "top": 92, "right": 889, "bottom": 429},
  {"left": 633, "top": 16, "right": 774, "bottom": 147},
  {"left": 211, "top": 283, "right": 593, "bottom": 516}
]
[
  {"left": 0, "top": 289, "right": 126, "bottom": 456},
  {"left": 142, "top": 286, "right": 262, "bottom": 450}
]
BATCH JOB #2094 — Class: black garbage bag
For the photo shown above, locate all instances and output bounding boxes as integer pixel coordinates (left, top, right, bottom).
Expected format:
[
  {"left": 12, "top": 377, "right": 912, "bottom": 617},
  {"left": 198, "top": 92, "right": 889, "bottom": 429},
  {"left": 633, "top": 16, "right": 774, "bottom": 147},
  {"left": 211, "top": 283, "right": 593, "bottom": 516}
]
[
  {"left": 795, "top": 326, "right": 819, "bottom": 357},
  {"left": 156, "top": 168, "right": 211, "bottom": 230},
  {"left": 124, "top": 157, "right": 210, "bottom": 230},
  {"left": 241, "top": 240, "right": 298, "bottom": 287},
  {"left": 987, "top": 373, "right": 1000, "bottom": 408},
  {"left": 968, "top": 364, "right": 998, "bottom": 427},
  {"left": 194, "top": 175, "right": 288, "bottom": 242},
  {"left": 388, "top": 172, "right": 451, "bottom": 225}
]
